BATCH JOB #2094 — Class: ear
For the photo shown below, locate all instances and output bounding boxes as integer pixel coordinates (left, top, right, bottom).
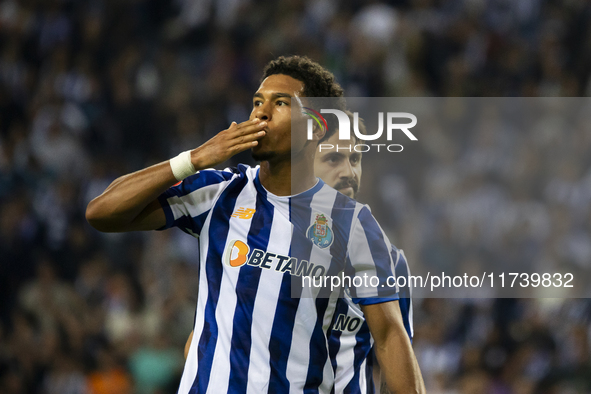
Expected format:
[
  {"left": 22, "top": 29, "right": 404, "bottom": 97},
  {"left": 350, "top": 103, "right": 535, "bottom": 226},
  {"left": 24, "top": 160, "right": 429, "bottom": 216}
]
[{"left": 311, "top": 123, "right": 326, "bottom": 142}]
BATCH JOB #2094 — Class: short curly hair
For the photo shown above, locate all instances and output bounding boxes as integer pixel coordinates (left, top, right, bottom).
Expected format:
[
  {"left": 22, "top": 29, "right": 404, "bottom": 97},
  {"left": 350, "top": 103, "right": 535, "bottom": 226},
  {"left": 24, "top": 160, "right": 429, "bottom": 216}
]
[
  {"left": 262, "top": 56, "right": 345, "bottom": 142},
  {"left": 261, "top": 56, "right": 344, "bottom": 98}
]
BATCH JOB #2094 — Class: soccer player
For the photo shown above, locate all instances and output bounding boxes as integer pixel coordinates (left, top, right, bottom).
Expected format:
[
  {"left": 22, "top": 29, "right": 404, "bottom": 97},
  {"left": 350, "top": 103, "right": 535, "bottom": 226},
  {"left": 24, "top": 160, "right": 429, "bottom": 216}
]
[
  {"left": 86, "top": 56, "right": 424, "bottom": 393},
  {"left": 314, "top": 118, "right": 414, "bottom": 393},
  {"left": 182, "top": 113, "right": 416, "bottom": 393}
]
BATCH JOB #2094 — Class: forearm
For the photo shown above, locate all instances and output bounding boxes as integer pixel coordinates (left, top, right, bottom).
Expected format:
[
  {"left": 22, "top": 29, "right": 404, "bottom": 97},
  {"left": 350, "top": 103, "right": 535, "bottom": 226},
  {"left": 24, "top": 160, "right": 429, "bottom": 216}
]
[
  {"left": 374, "top": 329, "right": 425, "bottom": 393},
  {"left": 363, "top": 301, "right": 425, "bottom": 394},
  {"left": 86, "top": 160, "right": 176, "bottom": 232},
  {"left": 86, "top": 118, "right": 266, "bottom": 233}
]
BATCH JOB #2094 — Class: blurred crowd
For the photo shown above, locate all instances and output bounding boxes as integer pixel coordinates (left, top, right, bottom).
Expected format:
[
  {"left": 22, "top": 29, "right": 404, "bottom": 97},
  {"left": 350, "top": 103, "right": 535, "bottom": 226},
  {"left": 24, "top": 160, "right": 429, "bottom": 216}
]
[{"left": 0, "top": 0, "right": 590, "bottom": 393}]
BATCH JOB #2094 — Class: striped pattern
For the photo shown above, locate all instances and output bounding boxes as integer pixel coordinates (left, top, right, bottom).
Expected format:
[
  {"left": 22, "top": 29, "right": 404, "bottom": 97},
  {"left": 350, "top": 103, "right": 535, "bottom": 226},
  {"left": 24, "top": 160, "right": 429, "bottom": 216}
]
[
  {"left": 329, "top": 247, "right": 414, "bottom": 394},
  {"left": 157, "top": 165, "right": 397, "bottom": 394}
]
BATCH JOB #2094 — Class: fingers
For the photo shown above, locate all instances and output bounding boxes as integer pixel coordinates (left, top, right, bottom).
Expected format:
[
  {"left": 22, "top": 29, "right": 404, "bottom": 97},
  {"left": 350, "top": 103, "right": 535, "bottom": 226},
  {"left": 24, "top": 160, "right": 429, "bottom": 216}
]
[
  {"left": 227, "top": 130, "right": 263, "bottom": 147},
  {"left": 225, "top": 134, "right": 264, "bottom": 156},
  {"left": 232, "top": 140, "right": 261, "bottom": 154},
  {"left": 230, "top": 118, "right": 267, "bottom": 138},
  {"left": 236, "top": 118, "right": 263, "bottom": 128},
  {"left": 216, "top": 118, "right": 266, "bottom": 156}
]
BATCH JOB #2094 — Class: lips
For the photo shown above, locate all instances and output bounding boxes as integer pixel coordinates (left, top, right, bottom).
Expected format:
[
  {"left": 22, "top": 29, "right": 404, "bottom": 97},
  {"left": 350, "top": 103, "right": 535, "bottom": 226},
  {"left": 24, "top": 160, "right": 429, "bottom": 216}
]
[{"left": 260, "top": 127, "right": 271, "bottom": 138}]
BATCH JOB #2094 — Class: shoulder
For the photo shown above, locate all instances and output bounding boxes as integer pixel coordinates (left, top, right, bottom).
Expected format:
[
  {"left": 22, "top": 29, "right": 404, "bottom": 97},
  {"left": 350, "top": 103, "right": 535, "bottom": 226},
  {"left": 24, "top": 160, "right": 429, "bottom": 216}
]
[
  {"left": 352, "top": 203, "right": 381, "bottom": 230},
  {"left": 392, "top": 247, "right": 411, "bottom": 274},
  {"left": 313, "top": 185, "right": 365, "bottom": 216},
  {"left": 192, "top": 164, "right": 253, "bottom": 183},
  {"left": 308, "top": 188, "right": 384, "bottom": 238},
  {"left": 306, "top": 186, "right": 365, "bottom": 237},
  {"left": 175, "top": 164, "right": 256, "bottom": 193}
]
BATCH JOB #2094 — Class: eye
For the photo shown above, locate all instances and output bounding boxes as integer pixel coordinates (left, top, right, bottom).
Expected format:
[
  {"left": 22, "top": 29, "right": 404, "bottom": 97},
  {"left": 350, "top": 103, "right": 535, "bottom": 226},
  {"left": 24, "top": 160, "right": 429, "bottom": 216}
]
[
  {"left": 350, "top": 154, "right": 361, "bottom": 165},
  {"left": 253, "top": 100, "right": 262, "bottom": 107},
  {"left": 276, "top": 100, "right": 289, "bottom": 106},
  {"left": 325, "top": 155, "right": 342, "bottom": 165}
]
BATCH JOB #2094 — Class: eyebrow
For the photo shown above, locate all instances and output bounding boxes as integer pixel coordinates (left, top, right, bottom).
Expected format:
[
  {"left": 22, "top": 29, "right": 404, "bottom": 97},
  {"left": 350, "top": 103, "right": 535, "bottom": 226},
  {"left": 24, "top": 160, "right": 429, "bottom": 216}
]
[
  {"left": 253, "top": 92, "right": 293, "bottom": 99},
  {"left": 323, "top": 151, "right": 362, "bottom": 159},
  {"left": 323, "top": 152, "right": 346, "bottom": 158}
]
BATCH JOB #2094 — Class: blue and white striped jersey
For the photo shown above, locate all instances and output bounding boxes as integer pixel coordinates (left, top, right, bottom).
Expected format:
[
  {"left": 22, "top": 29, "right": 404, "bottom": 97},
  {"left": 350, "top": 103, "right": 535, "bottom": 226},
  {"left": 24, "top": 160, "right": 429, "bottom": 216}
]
[
  {"left": 328, "top": 248, "right": 413, "bottom": 394},
  {"left": 157, "top": 164, "right": 398, "bottom": 394}
]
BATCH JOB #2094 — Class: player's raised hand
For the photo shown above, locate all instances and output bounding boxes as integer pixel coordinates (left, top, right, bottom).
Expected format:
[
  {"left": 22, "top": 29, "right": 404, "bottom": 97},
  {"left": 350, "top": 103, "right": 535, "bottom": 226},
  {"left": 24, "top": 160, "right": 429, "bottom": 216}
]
[
  {"left": 190, "top": 118, "right": 267, "bottom": 169},
  {"left": 86, "top": 119, "right": 266, "bottom": 233}
]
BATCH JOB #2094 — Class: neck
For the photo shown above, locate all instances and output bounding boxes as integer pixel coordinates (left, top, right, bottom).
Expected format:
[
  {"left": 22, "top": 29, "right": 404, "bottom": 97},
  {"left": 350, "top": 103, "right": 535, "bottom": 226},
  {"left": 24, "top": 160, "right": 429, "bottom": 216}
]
[{"left": 259, "top": 147, "right": 317, "bottom": 196}]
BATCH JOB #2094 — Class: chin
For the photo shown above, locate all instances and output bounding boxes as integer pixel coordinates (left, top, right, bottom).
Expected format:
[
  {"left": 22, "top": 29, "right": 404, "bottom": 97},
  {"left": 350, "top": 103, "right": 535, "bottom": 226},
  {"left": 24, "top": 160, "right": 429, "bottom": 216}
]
[{"left": 251, "top": 150, "right": 276, "bottom": 162}]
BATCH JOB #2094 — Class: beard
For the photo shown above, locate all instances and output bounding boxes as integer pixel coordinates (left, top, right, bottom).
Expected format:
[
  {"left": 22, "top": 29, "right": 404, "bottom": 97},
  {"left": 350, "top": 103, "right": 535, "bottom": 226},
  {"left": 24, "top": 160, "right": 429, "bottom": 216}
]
[{"left": 333, "top": 178, "right": 359, "bottom": 198}]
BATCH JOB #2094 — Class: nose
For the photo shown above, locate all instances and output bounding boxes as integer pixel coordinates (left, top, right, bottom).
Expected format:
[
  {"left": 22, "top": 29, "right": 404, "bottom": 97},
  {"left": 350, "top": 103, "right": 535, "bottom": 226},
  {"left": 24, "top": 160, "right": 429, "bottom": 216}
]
[
  {"left": 339, "top": 160, "right": 355, "bottom": 180},
  {"left": 252, "top": 101, "right": 271, "bottom": 122}
]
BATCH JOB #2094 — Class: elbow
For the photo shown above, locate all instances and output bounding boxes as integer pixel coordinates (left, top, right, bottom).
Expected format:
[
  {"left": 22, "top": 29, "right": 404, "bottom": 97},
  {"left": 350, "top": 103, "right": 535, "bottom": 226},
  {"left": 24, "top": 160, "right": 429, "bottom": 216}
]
[{"left": 85, "top": 197, "right": 113, "bottom": 232}]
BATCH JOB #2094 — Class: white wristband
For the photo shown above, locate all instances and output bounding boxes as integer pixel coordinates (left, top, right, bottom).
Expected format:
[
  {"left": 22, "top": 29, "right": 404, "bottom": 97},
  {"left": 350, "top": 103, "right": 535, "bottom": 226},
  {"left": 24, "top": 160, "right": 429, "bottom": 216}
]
[{"left": 169, "top": 150, "right": 196, "bottom": 181}]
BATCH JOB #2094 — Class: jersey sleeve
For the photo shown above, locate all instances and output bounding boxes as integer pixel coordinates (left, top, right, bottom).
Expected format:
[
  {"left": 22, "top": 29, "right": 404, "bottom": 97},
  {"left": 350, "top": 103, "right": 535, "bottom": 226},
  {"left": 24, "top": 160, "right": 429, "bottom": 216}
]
[
  {"left": 157, "top": 168, "right": 236, "bottom": 236},
  {"left": 347, "top": 205, "right": 399, "bottom": 304},
  {"left": 394, "top": 248, "right": 414, "bottom": 341}
]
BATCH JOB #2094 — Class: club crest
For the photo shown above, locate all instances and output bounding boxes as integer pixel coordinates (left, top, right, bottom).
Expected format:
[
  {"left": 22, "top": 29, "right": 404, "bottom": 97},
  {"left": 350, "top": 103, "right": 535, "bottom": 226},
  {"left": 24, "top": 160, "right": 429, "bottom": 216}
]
[{"left": 307, "top": 213, "right": 333, "bottom": 249}]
